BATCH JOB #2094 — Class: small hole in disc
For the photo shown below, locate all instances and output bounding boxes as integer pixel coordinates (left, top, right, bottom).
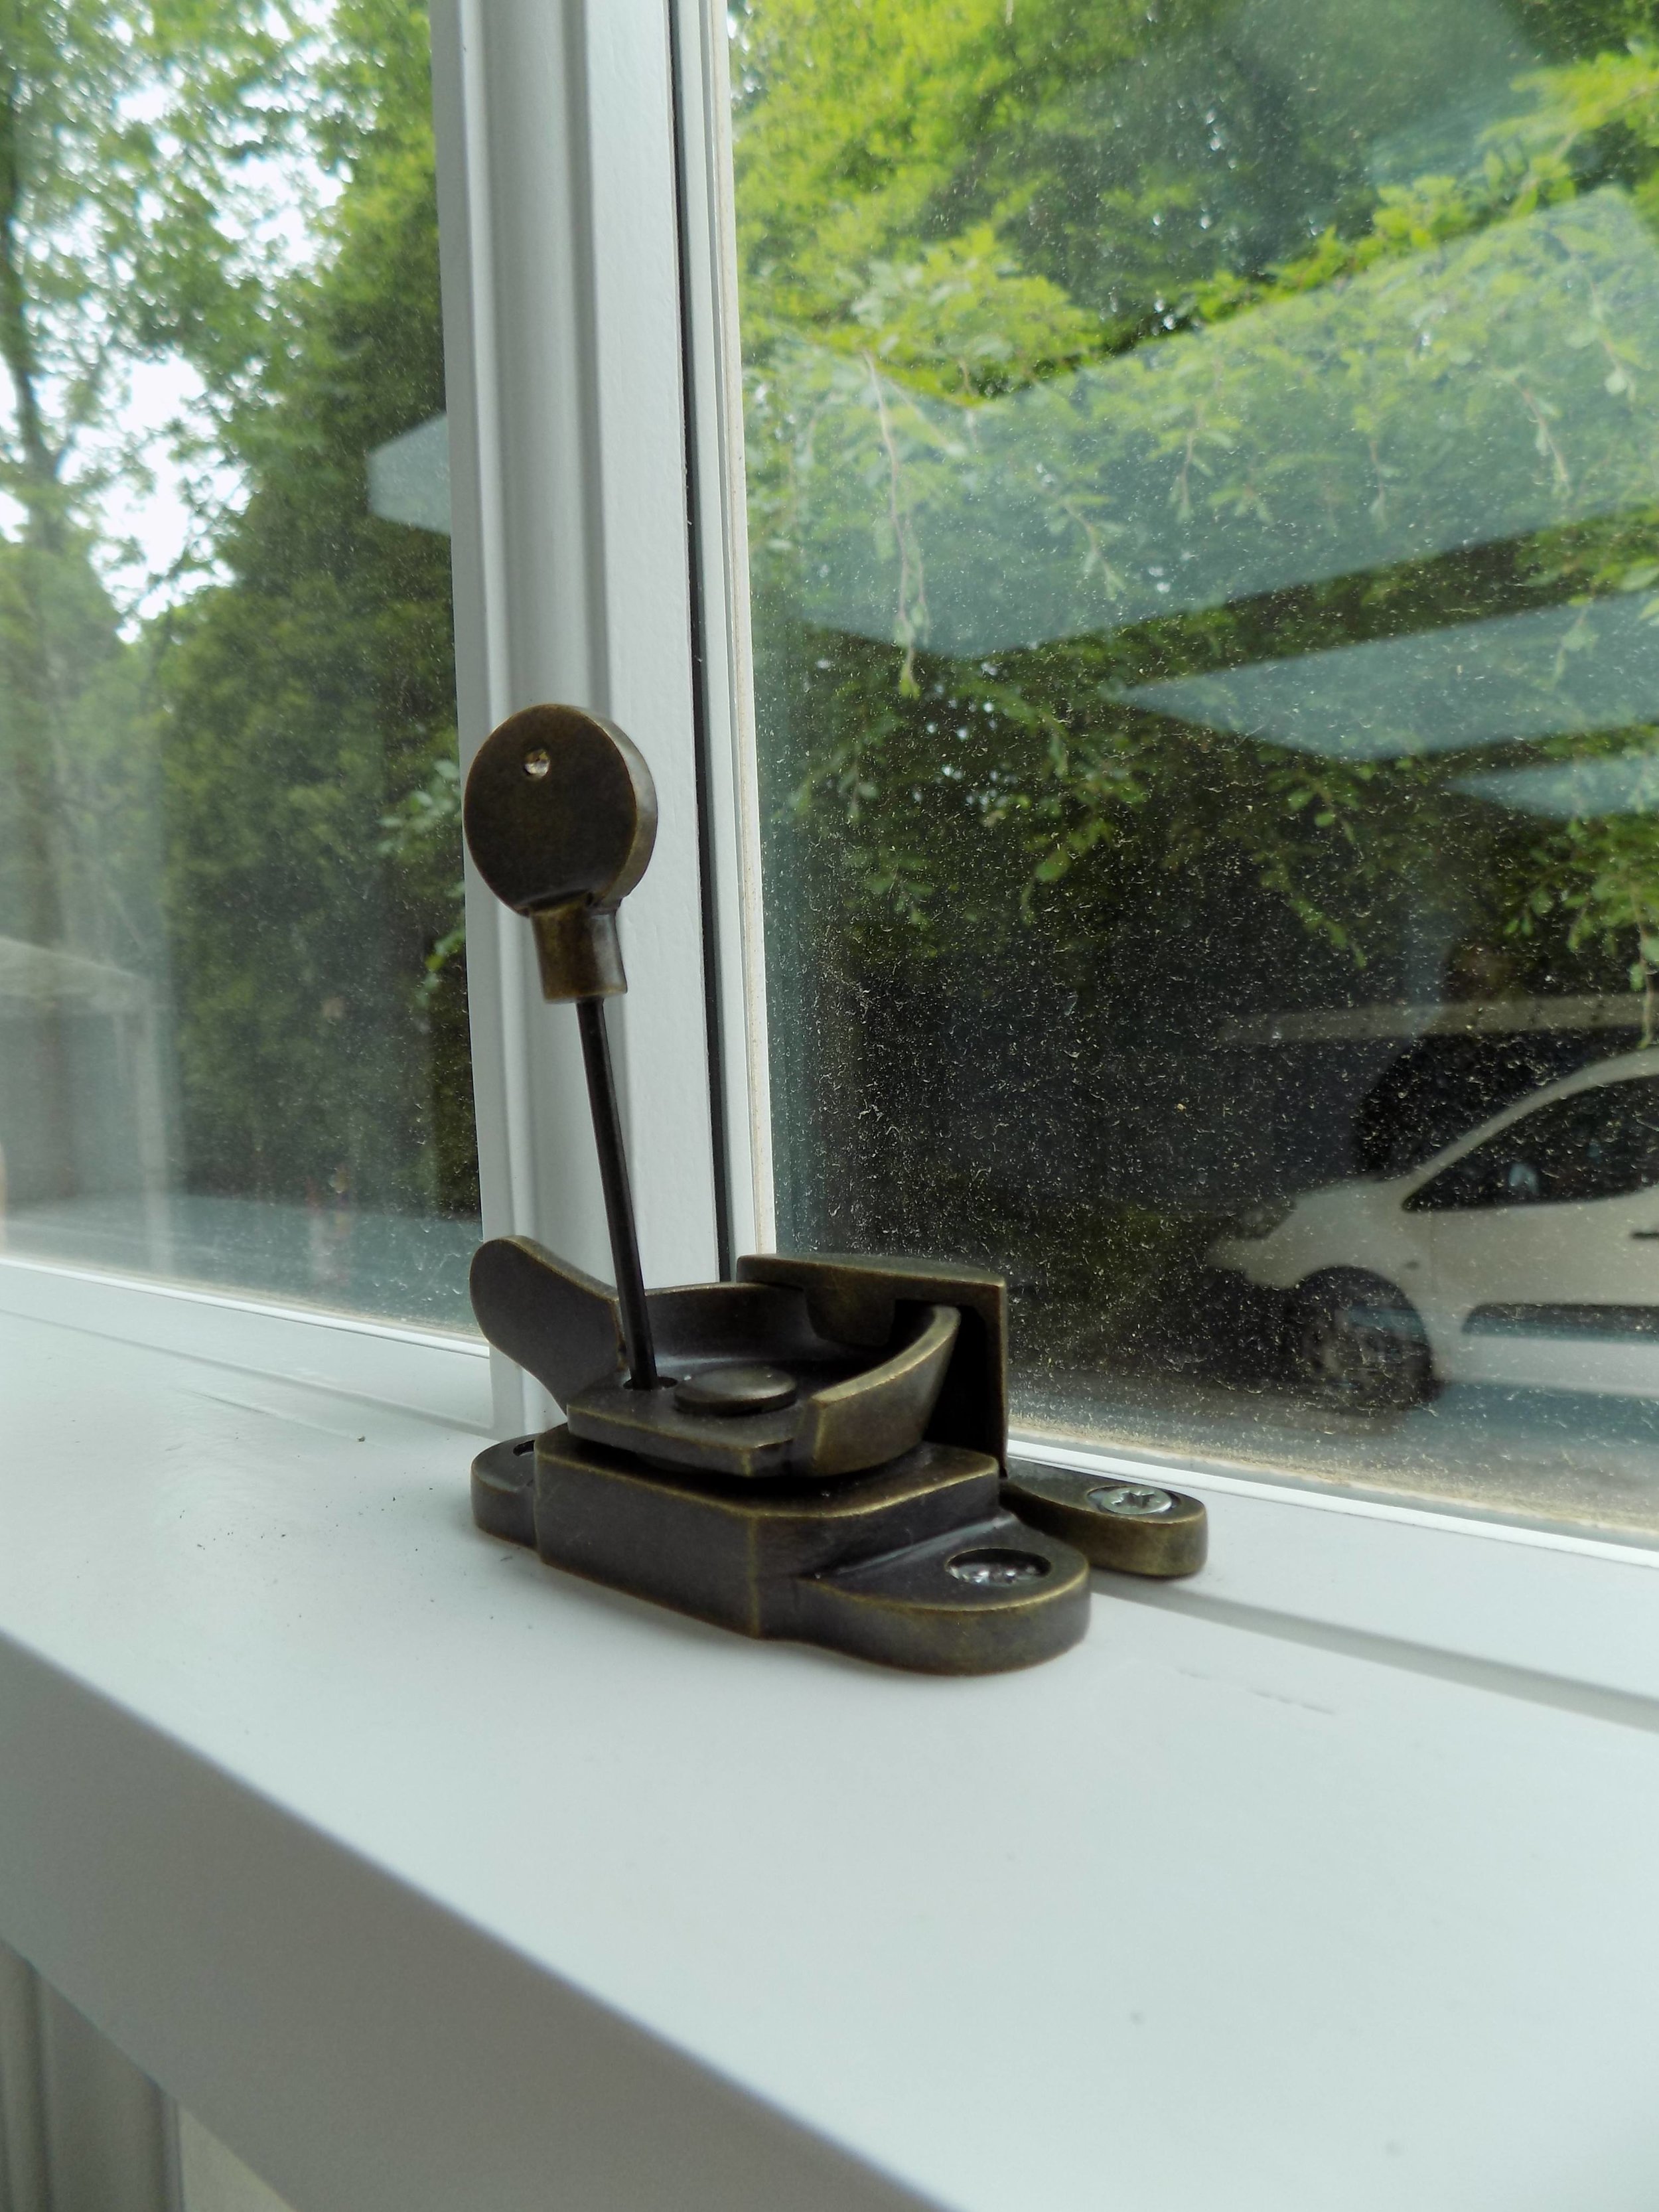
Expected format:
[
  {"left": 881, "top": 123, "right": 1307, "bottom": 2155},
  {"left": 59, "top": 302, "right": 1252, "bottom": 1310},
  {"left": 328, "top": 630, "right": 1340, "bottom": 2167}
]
[
  {"left": 512, "top": 1438, "right": 535, "bottom": 1456},
  {"left": 674, "top": 1363, "right": 798, "bottom": 1416},
  {"left": 522, "top": 747, "right": 551, "bottom": 779},
  {"left": 946, "top": 1547, "right": 1051, "bottom": 1587}
]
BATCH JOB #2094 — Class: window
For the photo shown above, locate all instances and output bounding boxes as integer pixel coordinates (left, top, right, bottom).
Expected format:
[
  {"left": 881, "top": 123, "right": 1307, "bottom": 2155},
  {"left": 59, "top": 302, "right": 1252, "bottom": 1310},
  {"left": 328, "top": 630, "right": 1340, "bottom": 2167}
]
[
  {"left": 13, "top": 0, "right": 1658, "bottom": 1530},
  {"left": 0, "top": 2, "right": 476, "bottom": 1330},
  {"left": 1410, "top": 1074, "right": 1659, "bottom": 1209},
  {"left": 724, "top": 0, "right": 1659, "bottom": 1535},
  {"left": 0, "top": 8, "right": 1655, "bottom": 2211}
]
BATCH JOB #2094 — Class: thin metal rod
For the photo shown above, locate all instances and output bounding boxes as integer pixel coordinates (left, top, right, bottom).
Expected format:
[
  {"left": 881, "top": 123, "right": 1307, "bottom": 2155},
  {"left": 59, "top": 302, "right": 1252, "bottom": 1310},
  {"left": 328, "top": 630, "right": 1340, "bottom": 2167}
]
[{"left": 576, "top": 995, "right": 659, "bottom": 1390}]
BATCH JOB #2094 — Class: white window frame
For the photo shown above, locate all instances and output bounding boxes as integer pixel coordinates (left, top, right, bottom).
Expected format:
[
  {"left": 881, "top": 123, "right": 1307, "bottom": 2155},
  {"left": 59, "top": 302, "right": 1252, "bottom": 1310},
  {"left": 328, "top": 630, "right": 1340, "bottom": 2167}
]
[
  {"left": 433, "top": 0, "right": 722, "bottom": 1435},
  {"left": 3, "top": 3, "right": 1659, "bottom": 2208}
]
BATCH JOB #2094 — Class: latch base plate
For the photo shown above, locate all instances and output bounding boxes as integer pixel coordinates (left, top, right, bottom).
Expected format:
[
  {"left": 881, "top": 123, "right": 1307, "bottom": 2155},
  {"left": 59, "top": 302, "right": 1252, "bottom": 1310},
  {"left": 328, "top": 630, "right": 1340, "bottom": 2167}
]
[{"left": 473, "top": 1430, "right": 1090, "bottom": 1673}]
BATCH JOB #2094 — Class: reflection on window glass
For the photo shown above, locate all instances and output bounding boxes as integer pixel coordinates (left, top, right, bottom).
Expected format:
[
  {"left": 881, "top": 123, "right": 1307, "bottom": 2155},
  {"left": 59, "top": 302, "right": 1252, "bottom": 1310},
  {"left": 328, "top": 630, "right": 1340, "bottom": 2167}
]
[
  {"left": 0, "top": 1, "right": 475, "bottom": 1326},
  {"left": 1406, "top": 1072, "right": 1659, "bottom": 1207},
  {"left": 731, "top": 0, "right": 1659, "bottom": 1533}
]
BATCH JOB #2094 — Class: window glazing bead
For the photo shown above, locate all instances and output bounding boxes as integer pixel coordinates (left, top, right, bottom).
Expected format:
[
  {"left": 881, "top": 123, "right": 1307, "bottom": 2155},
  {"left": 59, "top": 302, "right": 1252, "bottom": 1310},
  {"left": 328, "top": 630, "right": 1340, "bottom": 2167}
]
[{"left": 462, "top": 705, "right": 1207, "bottom": 1672}]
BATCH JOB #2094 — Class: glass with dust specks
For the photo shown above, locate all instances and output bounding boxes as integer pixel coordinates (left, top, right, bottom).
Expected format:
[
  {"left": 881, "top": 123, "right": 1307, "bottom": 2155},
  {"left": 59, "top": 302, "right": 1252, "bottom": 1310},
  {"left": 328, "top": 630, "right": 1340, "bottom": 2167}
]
[
  {"left": 728, "top": 0, "right": 1659, "bottom": 1536},
  {"left": 0, "top": 3, "right": 476, "bottom": 1325}
]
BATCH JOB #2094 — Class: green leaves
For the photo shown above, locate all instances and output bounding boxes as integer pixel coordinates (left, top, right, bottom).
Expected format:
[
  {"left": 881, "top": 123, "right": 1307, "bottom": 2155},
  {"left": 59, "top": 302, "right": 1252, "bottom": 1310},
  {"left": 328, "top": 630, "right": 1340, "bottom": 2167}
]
[{"left": 736, "top": 0, "right": 1659, "bottom": 1048}]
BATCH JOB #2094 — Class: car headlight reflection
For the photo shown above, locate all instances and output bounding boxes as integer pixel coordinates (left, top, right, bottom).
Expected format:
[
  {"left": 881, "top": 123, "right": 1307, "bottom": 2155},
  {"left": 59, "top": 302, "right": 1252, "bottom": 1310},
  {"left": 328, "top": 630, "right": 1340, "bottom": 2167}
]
[{"left": 1232, "top": 1198, "right": 1295, "bottom": 1239}]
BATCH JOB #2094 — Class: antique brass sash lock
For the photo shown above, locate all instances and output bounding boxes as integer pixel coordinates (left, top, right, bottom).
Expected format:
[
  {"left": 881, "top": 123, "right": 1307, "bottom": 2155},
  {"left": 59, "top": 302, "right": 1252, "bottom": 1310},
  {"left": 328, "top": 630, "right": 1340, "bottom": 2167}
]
[{"left": 463, "top": 704, "right": 1206, "bottom": 1673}]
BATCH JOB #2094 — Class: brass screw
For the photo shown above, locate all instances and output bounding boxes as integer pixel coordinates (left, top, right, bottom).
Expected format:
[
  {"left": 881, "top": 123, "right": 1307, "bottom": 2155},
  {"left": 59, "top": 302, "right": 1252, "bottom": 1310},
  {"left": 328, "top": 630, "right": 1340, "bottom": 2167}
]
[{"left": 947, "top": 1547, "right": 1050, "bottom": 1586}]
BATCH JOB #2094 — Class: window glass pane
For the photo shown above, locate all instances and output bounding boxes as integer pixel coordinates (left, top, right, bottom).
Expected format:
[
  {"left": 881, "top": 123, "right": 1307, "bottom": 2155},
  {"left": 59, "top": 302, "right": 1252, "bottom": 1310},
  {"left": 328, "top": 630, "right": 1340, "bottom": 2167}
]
[
  {"left": 0, "top": 1, "right": 475, "bottom": 1326},
  {"left": 729, "top": 0, "right": 1659, "bottom": 1533},
  {"left": 1410, "top": 1074, "right": 1659, "bottom": 1206}
]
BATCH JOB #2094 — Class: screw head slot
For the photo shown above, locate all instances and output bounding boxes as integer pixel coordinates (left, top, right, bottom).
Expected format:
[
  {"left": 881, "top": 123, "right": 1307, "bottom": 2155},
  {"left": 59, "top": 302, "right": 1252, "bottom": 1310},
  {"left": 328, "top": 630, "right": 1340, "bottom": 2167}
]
[
  {"left": 1088, "top": 1483, "right": 1176, "bottom": 1518},
  {"left": 947, "top": 1546, "right": 1051, "bottom": 1587}
]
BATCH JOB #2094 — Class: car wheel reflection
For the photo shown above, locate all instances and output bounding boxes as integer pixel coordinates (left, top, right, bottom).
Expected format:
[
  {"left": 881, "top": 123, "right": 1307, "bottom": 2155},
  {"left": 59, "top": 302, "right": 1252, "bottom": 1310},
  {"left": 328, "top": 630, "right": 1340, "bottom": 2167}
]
[{"left": 1287, "top": 1268, "right": 1435, "bottom": 1411}]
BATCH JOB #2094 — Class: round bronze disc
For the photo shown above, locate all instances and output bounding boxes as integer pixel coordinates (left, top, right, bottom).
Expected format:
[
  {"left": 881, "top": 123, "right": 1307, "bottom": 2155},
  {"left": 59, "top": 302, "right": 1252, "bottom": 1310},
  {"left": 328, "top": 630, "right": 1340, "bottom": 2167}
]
[
  {"left": 463, "top": 704, "right": 658, "bottom": 917},
  {"left": 674, "top": 1363, "right": 800, "bottom": 1416}
]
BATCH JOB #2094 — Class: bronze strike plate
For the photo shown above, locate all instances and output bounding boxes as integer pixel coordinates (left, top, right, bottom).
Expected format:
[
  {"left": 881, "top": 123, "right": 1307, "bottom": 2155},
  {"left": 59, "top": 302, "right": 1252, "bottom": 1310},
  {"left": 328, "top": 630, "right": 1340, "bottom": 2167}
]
[{"left": 1002, "top": 1465, "right": 1208, "bottom": 1578}]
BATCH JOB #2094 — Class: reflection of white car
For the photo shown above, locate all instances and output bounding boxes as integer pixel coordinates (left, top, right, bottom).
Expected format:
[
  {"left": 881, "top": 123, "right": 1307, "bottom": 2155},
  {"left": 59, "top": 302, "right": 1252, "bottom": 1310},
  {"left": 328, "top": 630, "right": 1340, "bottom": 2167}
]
[{"left": 1208, "top": 1049, "right": 1659, "bottom": 1406}]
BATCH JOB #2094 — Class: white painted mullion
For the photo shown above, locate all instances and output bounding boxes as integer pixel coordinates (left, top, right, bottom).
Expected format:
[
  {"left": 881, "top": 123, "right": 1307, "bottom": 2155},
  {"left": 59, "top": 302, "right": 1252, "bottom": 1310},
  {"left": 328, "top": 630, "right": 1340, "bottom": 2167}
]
[
  {"left": 433, "top": 0, "right": 725, "bottom": 1429},
  {"left": 450, "top": 8, "right": 543, "bottom": 1337},
  {"left": 672, "top": 0, "right": 774, "bottom": 1259},
  {"left": 582, "top": 0, "right": 722, "bottom": 1289},
  {"left": 430, "top": 0, "right": 548, "bottom": 1435}
]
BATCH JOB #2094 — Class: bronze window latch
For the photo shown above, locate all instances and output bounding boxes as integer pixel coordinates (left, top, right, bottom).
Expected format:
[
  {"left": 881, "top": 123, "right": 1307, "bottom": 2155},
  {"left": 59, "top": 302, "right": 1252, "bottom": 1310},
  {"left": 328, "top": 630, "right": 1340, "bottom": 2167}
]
[{"left": 462, "top": 704, "right": 1206, "bottom": 1673}]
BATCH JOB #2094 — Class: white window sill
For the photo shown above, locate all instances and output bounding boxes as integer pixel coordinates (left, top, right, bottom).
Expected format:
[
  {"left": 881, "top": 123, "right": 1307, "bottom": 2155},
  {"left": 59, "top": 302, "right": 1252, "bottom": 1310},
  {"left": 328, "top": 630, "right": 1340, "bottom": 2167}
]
[{"left": 1, "top": 1270, "right": 1658, "bottom": 2212}]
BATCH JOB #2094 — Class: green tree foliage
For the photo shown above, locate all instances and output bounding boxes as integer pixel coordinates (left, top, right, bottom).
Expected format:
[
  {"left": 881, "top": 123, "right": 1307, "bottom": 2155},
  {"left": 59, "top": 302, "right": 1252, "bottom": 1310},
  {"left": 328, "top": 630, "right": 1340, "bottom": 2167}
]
[
  {"left": 739, "top": 0, "right": 1659, "bottom": 994},
  {"left": 735, "top": 0, "right": 1659, "bottom": 1309},
  {"left": 0, "top": 0, "right": 330, "bottom": 1201},
  {"left": 0, "top": 0, "right": 471, "bottom": 1222},
  {"left": 152, "top": 0, "right": 470, "bottom": 1211},
  {"left": 0, "top": 0, "right": 305, "bottom": 965}
]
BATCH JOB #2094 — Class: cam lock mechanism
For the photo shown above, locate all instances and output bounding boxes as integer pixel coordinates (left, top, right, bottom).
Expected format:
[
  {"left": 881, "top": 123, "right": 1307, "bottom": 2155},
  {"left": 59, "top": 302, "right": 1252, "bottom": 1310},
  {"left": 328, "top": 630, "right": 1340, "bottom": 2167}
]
[{"left": 462, "top": 703, "right": 1207, "bottom": 1673}]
